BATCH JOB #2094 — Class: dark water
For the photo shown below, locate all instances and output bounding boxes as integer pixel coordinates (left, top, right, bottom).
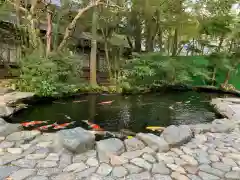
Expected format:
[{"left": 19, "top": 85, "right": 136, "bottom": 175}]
[{"left": 9, "top": 91, "right": 219, "bottom": 133}]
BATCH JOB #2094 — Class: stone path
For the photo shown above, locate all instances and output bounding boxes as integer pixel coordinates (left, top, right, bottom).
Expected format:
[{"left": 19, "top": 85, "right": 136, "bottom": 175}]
[{"left": 0, "top": 97, "right": 240, "bottom": 179}]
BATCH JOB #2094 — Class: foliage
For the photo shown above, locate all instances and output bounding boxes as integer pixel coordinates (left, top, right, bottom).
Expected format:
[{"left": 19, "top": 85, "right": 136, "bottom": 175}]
[
  {"left": 120, "top": 53, "right": 211, "bottom": 87},
  {"left": 15, "top": 50, "right": 83, "bottom": 96}
]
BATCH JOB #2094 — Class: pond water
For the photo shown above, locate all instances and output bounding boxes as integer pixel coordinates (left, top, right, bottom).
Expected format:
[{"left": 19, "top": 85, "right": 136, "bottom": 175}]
[{"left": 8, "top": 91, "right": 221, "bottom": 134}]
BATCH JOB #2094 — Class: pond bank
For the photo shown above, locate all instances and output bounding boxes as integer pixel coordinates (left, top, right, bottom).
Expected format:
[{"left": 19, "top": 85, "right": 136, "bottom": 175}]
[{"left": 1, "top": 90, "right": 240, "bottom": 179}]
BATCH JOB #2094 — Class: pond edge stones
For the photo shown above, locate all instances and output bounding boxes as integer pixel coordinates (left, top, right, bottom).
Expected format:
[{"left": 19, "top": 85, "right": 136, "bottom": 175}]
[
  {"left": 96, "top": 138, "right": 125, "bottom": 163},
  {"left": 54, "top": 127, "right": 95, "bottom": 154}
]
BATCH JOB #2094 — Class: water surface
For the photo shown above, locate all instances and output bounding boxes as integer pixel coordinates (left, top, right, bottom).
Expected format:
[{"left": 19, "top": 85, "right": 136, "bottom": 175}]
[{"left": 10, "top": 91, "right": 219, "bottom": 133}]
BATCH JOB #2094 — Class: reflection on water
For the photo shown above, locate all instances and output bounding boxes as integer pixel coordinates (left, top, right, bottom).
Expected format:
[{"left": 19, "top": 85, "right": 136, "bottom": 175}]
[{"left": 10, "top": 91, "right": 220, "bottom": 133}]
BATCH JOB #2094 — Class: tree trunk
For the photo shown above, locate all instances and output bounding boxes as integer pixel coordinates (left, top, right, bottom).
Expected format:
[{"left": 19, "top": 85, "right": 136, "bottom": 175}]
[
  {"left": 46, "top": 7, "right": 52, "bottom": 55},
  {"left": 90, "top": 4, "right": 98, "bottom": 86},
  {"left": 223, "top": 39, "right": 234, "bottom": 86},
  {"left": 57, "top": 0, "right": 102, "bottom": 52},
  {"left": 171, "top": 28, "right": 178, "bottom": 56},
  {"left": 133, "top": 12, "right": 141, "bottom": 52},
  {"left": 211, "top": 35, "right": 224, "bottom": 85},
  {"left": 104, "top": 40, "right": 112, "bottom": 81}
]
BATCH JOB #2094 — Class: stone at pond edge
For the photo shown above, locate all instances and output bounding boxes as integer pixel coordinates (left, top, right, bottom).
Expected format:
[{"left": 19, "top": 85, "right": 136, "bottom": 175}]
[
  {"left": 97, "top": 138, "right": 125, "bottom": 163},
  {"left": 6, "top": 131, "right": 40, "bottom": 141},
  {"left": 55, "top": 127, "right": 95, "bottom": 154},
  {"left": 124, "top": 137, "right": 145, "bottom": 151},
  {"left": 162, "top": 125, "right": 192, "bottom": 146},
  {"left": 0, "top": 122, "right": 23, "bottom": 136},
  {"left": 136, "top": 133, "right": 169, "bottom": 152}
]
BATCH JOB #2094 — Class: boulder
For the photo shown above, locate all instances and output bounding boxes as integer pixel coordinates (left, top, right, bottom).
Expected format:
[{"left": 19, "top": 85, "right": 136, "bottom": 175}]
[
  {"left": 0, "top": 105, "right": 14, "bottom": 117},
  {"left": 96, "top": 138, "right": 125, "bottom": 163},
  {"left": 56, "top": 127, "right": 95, "bottom": 154},
  {"left": 189, "top": 124, "right": 212, "bottom": 134},
  {"left": 3, "top": 92, "right": 34, "bottom": 106},
  {"left": 211, "top": 119, "right": 235, "bottom": 133},
  {"left": 124, "top": 137, "right": 145, "bottom": 151},
  {"left": 162, "top": 125, "right": 192, "bottom": 146},
  {"left": 6, "top": 131, "right": 40, "bottom": 141},
  {"left": 0, "top": 123, "right": 22, "bottom": 136},
  {"left": 136, "top": 133, "right": 169, "bottom": 152}
]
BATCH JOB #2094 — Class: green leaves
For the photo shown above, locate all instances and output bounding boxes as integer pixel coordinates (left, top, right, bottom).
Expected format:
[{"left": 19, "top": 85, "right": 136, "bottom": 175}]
[{"left": 16, "top": 49, "right": 84, "bottom": 97}]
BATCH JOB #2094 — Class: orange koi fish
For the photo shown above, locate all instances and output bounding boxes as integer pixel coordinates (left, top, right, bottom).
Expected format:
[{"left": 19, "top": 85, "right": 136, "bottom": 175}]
[
  {"left": 35, "top": 123, "right": 57, "bottom": 131},
  {"left": 53, "top": 121, "right": 76, "bottom": 130},
  {"left": 21, "top": 121, "right": 48, "bottom": 127},
  {"left": 98, "top": 100, "right": 114, "bottom": 105},
  {"left": 83, "top": 120, "right": 103, "bottom": 131}
]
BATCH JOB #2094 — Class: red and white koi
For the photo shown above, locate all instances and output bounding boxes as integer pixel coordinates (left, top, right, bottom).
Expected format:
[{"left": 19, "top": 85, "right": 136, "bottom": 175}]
[
  {"left": 35, "top": 123, "right": 57, "bottom": 131},
  {"left": 98, "top": 100, "right": 114, "bottom": 105},
  {"left": 82, "top": 120, "right": 103, "bottom": 131},
  {"left": 21, "top": 120, "right": 48, "bottom": 127},
  {"left": 53, "top": 121, "right": 76, "bottom": 130}
]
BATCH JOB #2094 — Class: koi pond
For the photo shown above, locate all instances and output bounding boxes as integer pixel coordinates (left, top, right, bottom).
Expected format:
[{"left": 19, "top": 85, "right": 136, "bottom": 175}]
[{"left": 8, "top": 91, "right": 223, "bottom": 134}]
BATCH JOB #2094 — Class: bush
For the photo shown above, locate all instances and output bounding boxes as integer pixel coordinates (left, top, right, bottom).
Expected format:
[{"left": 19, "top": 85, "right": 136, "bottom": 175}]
[
  {"left": 120, "top": 53, "right": 210, "bottom": 87},
  {"left": 16, "top": 50, "right": 83, "bottom": 97}
]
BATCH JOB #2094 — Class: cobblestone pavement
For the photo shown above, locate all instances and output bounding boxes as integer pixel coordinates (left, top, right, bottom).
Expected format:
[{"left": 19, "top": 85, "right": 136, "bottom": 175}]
[
  {"left": 0, "top": 97, "right": 240, "bottom": 180},
  {"left": 1, "top": 127, "right": 240, "bottom": 180}
]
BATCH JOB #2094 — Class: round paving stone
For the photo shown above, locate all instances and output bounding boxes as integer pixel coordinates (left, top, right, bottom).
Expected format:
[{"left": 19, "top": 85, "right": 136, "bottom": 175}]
[
  {"left": 7, "top": 148, "right": 23, "bottom": 154},
  {"left": 63, "top": 162, "right": 87, "bottom": 172},
  {"left": 180, "top": 155, "right": 198, "bottom": 166},
  {"left": 86, "top": 157, "right": 99, "bottom": 167},
  {"left": 51, "top": 173, "right": 75, "bottom": 180},
  {"left": 45, "top": 153, "right": 59, "bottom": 161},
  {"left": 37, "top": 160, "right": 58, "bottom": 168},
  {"left": 153, "top": 174, "right": 172, "bottom": 180},
  {"left": 11, "top": 159, "right": 36, "bottom": 168},
  {"left": 96, "top": 163, "right": 113, "bottom": 176},
  {"left": 166, "top": 164, "right": 186, "bottom": 174},
  {"left": 75, "top": 167, "right": 97, "bottom": 179},
  {"left": 225, "top": 171, "right": 240, "bottom": 180},
  {"left": 0, "top": 141, "right": 15, "bottom": 148},
  {"left": 37, "top": 168, "right": 61, "bottom": 176},
  {"left": 152, "top": 162, "right": 171, "bottom": 175},
  {"left": 142, "top": 153, "right": 156, "bottom": 163},
  {"left": 26, "top": 176, "right": 48, "bottom": 180},
  {"left": 198, "top": 171, "right": 220, "bottom": 180},
  {"left": 130, "top": 158, "right": 152, "bottom": 171},
  {"left": 123, "top": 163, "right": 143, "bottom": 174},
  {"left": 9, "top": 169, "right": 37, "bottom": 180},
  {"left": 112, "top": 166, "right": 128, "bottom": 178},
  {"left": 171, "top": 172, "right": 189, "bottom": 180}
]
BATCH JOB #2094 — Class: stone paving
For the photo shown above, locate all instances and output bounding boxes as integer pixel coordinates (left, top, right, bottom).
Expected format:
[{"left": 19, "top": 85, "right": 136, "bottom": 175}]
[{"left": 0, "top": 97, "right": 240, "bottom": 179}]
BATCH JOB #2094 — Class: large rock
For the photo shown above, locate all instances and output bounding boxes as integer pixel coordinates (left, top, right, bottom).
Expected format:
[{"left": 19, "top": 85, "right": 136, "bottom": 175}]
[
  {"left": 162, "top": 125, "right": 192, "bottom": 146},
  {"left": 189, "top": 124, "right": 212, "bottom": 134},
  {"left": 0, "top": 105, "right": 15, "bottom": 117},
  {"left": 3, "top": 92, "right": 34, "bottom": 106},
  {"left": 0, "top": 123, "right": 22, "bottom": 136},
  {"left": 55, "top": 127, "right": 95, "bottom": 154},
  {"left": 211, "top": 119, "right": 235, "bottom": 133},
  {"left": 211, "top": 99, "right": 235, "bottom": 119},
  {"left": 6, "top": 130, "right": 40, "bottom": 141},
  {"left": 136, "top": 133, "right": 169, "bottom": 152},
  {"left": 96, "top": 138, "right": 125, "bottom": 163},
  {"left": 124, "top": 137, "right": 145, "bottom": 151}
]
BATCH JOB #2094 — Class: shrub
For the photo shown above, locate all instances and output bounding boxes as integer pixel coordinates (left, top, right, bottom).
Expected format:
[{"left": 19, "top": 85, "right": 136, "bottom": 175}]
[{"left": 16, "top": 50, "right": 83, "bottom": 97}]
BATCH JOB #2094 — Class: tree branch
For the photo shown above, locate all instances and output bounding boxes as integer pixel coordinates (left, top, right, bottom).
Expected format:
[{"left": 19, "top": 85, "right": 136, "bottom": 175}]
[
  {"left": 57, "top": 0, "right": 104, "bottom": 52},
  {"left": 7, "top": 0, "right": 28, "bottom": 13}
]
